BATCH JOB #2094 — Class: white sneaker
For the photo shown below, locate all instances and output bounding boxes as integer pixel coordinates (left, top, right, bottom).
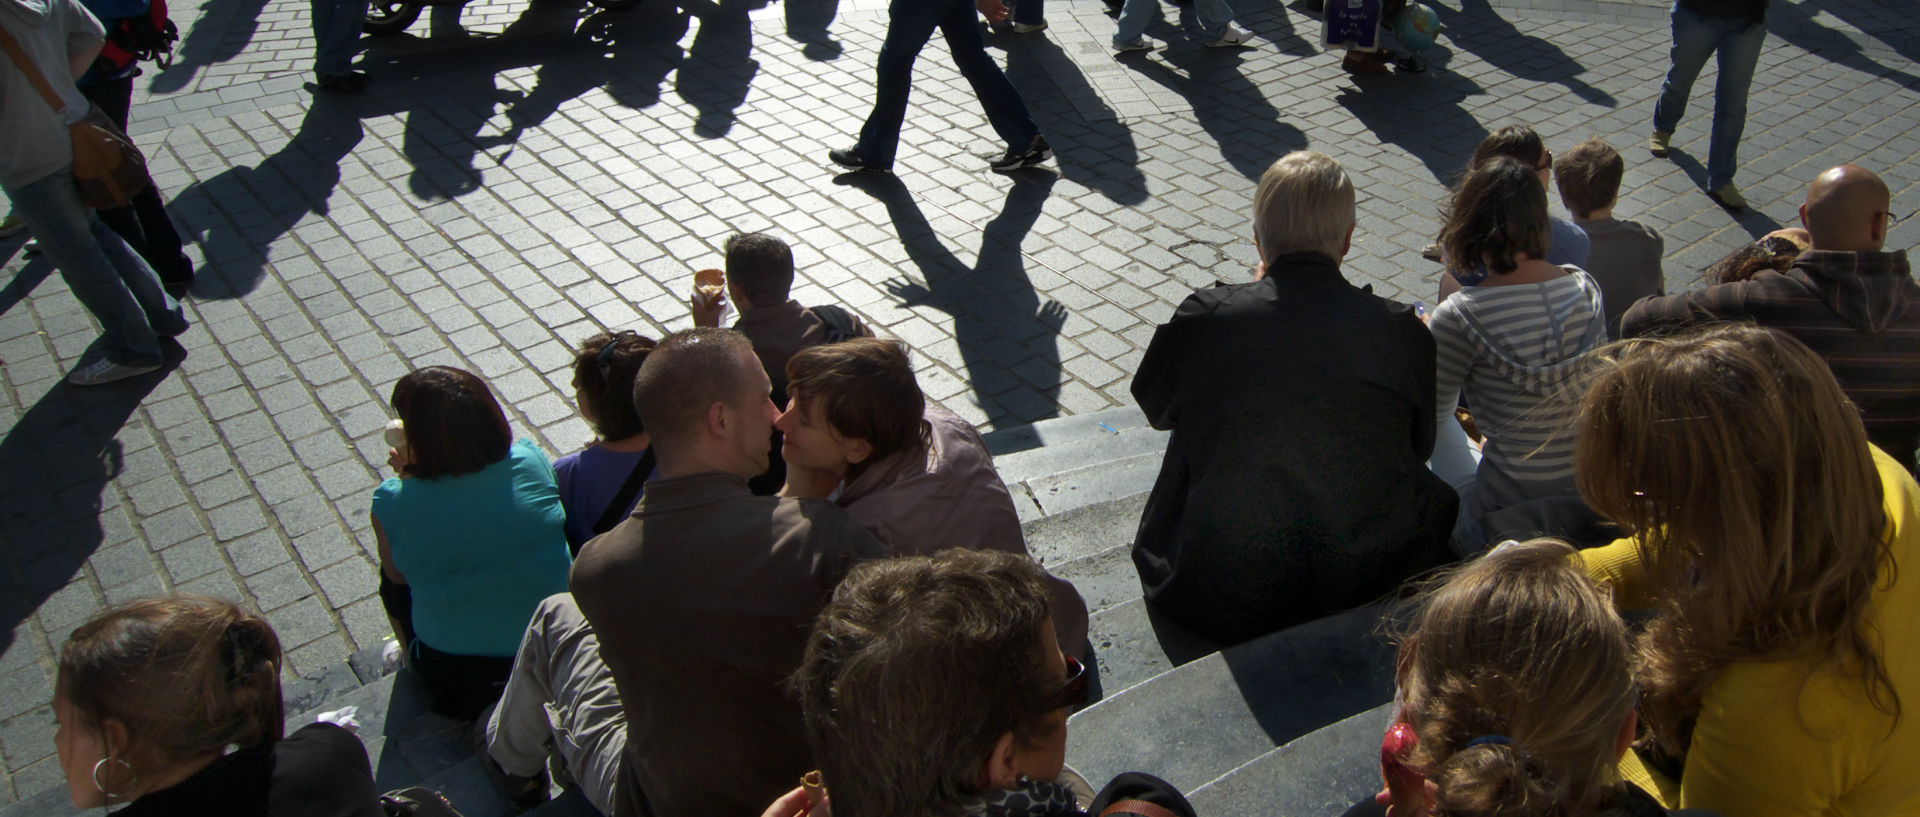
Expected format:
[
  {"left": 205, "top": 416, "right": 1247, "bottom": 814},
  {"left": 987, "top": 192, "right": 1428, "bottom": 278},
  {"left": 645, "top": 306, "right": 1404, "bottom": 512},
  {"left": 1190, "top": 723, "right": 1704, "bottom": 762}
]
[
  {"left": 66, "top": 358, "right": 161, "bottom": 386},
  {"left": 1114, "top": 37, "right": 1156, "bottom": 53},
  {"left": 1012, "top": 21, "right": 1048, "bottom": 33},
  {"left": 1207, "top": 24, "right": 1254, "bottom": 47}
]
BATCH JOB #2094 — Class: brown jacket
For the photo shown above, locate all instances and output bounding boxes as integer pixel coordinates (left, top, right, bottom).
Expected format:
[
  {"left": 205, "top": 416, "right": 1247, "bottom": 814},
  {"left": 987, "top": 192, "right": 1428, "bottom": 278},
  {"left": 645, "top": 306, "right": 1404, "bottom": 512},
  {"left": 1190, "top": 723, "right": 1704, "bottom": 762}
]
[
  {"left": 570, "top": 472, "right": 884, "bottom": 817},
  {"left": 836, "top": 406, "right": 1090, "bottom": 654}
]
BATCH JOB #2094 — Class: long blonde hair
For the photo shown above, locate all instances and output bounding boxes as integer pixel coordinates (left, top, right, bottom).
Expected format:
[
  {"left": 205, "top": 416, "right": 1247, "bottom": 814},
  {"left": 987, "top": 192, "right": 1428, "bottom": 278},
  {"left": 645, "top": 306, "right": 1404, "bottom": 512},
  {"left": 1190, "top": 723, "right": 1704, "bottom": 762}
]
[
  {"left": 1398, "top": 539, "right": 1637, "bottom": 817},
  {"left": 1574, "top": 323, "right": 1895, "bottom": 755}
]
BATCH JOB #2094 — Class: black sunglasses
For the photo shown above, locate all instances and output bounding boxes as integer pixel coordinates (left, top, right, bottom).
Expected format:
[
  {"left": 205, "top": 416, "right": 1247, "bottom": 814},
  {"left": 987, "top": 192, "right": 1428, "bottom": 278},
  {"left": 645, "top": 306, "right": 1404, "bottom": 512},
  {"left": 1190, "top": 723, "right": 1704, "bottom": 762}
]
[{"left": 1043, "top": 655, "right": 1090, "bottom": 712}]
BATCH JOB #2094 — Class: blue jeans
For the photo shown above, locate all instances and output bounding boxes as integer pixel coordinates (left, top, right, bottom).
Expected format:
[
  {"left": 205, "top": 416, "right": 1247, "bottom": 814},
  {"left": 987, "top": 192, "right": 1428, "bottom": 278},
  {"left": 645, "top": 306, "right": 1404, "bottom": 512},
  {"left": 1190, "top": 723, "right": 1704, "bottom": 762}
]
[
  {"left": 1652, "top": 4, "right": 1765, "bottom": 190},
  {"left": 5, "top": 170, "right": 185, "bottom": 367},
  {"left": 312, "top": 0, "right": 371, "bottom": 75},
  {"left": 1114, "top": 0, "right": 1234, "bottom": 47},
  {"left": 854, "top": 0, "right": 1040, "bottom": 169}
]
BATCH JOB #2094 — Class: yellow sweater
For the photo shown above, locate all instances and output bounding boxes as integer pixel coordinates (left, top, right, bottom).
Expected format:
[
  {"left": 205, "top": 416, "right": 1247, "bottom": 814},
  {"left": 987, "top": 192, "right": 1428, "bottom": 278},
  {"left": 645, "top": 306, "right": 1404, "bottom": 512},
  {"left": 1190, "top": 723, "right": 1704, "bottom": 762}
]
[{"left": 1582, "top": 445, "right": 1920, "bottom": 817}]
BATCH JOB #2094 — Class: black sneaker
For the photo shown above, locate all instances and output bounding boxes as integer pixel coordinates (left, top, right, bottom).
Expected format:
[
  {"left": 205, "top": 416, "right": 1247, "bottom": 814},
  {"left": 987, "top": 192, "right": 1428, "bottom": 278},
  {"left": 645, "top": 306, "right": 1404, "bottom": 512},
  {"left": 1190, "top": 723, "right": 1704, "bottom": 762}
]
[
  {"left": 828, "top": 147, "right": 891, "bottom": 175},
  {"left": 990, "top": 135, "right": 1052, "bottom": 172}
]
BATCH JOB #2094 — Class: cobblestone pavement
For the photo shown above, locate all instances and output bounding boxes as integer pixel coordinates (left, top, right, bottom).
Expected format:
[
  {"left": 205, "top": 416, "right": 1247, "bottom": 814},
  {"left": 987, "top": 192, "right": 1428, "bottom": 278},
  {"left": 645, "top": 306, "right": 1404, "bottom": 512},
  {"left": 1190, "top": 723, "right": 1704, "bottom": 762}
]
[{"left": 2, "top": 0, "right": 1917, "bottom": 801}]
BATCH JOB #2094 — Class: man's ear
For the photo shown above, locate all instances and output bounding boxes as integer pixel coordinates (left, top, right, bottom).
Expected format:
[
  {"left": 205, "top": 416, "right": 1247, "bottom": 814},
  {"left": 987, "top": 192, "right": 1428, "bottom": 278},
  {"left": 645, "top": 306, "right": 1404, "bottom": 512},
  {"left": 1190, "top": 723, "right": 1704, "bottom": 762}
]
[
  {"left": 1341, "top": 221, "right": 1356, "bottom": 259},
  {"left": 706, "top": 401, "right": 730, "bottom": 437},
  {"left": 978, "top": 731, "right": 1022, "bottom": 791},
  {"left": 1799, "top": 203, "right": 1810, "bottom": 231},
  {"left": 1870, "top": 210, "right": 1890, "bottom": 245},
  {"left": 843, "top": 437, "right": 874, "bottom": 466}
]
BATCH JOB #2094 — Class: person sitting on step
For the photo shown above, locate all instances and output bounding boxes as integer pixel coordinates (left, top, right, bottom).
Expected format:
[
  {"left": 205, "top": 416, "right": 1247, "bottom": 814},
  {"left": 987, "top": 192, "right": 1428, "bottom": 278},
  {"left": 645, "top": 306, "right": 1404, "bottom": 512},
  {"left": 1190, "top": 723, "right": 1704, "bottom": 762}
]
[
  {"left": 775, "top": 337, "right": 1088, "bottom": 656},
  {"left": 52, "top": 596, "right": 384, "bottom": 816},
  {"left": 555, "top": 330, "right": 656, "bottom": 553}
]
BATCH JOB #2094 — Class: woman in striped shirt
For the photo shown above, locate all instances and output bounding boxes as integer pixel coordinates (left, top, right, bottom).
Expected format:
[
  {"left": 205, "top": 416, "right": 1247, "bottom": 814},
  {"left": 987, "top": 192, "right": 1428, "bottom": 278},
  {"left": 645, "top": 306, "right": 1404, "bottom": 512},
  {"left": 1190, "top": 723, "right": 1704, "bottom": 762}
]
[{"left": 1427, "top": 156, "right": 1608, "bottom": 552}]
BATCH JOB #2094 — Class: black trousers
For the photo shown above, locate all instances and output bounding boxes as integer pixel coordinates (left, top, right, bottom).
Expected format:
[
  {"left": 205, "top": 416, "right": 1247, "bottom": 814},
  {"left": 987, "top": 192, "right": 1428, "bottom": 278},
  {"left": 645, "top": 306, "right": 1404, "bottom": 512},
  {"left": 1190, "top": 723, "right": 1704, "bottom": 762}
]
[{"left": 80, "top": 72, "right": 194, "bottom": 286}]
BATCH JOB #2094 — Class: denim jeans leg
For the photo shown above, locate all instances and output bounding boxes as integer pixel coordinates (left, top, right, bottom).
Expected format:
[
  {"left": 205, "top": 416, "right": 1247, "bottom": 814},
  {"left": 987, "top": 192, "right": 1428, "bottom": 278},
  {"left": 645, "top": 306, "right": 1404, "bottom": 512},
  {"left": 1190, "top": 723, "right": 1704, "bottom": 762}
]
[
  {"left": 1706, "top": 18, "right": 1764, "bottom": 189},
  {"left": 941, "top": 0, "right": 1039, "bottom": 150},
  {"left": 5, "top": 172, "right": 164, "bottom": 366},
  {"left": 1652, "top": 4, "right": 1716, "bottom": 135},
  {"left": 1192, "top": 0, "right": 1235, "bottom": 40},
  {"left": 1112, "top": 0, "right": 1159, "bottom": 47},
  {"left": 313, "top": 0, "right": 366, "bottom": 75},
  {"left": 92, "top": 216, "right": 187, "bottom": 338},
  {"left": 854, "top": 0, "right": 947, "bottom": 168}
]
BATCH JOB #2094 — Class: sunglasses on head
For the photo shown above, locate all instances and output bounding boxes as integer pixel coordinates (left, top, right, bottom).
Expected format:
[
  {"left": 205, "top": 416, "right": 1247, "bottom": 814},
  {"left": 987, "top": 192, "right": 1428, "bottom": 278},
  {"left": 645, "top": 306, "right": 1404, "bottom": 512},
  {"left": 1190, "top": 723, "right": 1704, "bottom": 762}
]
[{"left": 1042, "top": 655, "right": 1090, "bottom": 712}]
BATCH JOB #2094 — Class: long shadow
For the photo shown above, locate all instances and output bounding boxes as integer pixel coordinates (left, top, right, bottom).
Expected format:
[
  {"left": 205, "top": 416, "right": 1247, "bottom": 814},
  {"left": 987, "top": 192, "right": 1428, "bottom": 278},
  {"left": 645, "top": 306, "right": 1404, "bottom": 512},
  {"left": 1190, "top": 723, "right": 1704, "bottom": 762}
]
[
  {"left": 168, "top": 92, "right": 367, "bottom": 299},
  {"left": 1333, "top": 54, "right": 1488, "bottom": 183},
  {"left": 1766, "top": 0, "right": 1920, "bottom": 90},
  {"left": 1669, "top": 149, "right": 1786, "bottom": 238},
  {"left": 147, "top": 0, "right": 274, "bottom": 93},
  {"left": 836, "top": 172, "right": 1068, "bottom": 425},
  {"left": 484, "top": 3, "right": 691, "bottom": 147},
  {"left": 674, "top": 0, "right": 766, "bottom": 138},
  {"left": 1807, "top": 0, "right": 1920, "bottom": 66},
  {"left": 992, "top": 29, "right": 1148, "bottom": 205},
  {"left": 1119, "top": 41, "right": 1308, "bottom": 181},
  {"left": 784, "top": 0, "right": 843, "bottom": 60},
  {"left": 1428, "top": 0, "right": 1615, "bottom": 106},
  {"left": 0, "top": 352, "right": 182, "bottom": 660}
]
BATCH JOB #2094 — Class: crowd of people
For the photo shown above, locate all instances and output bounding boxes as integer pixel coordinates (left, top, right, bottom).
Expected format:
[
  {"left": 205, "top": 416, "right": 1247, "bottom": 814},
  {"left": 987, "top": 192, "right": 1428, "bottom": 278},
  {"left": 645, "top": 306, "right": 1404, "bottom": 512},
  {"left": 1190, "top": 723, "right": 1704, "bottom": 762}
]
[
  {"left": 7, "top": 0, "right": 1916, "bottom": 809},
  {"left": 33, "top": 133, "right": 1920, "bottom": 816}
]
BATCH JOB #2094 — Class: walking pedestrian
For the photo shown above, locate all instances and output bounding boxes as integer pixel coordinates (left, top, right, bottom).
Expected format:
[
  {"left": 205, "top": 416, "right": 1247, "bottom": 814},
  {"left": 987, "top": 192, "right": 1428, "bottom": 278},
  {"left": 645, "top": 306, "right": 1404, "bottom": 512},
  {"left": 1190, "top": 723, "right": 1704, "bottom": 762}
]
[{"left": 1647, "top": 0, "right": 1766, "bottom": 210}]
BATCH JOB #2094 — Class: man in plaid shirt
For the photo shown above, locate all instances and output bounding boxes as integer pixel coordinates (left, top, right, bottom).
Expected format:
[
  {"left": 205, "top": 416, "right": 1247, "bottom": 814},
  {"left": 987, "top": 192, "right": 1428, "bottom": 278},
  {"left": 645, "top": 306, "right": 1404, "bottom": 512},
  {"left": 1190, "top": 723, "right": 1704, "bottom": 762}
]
[{"left": 1622, "top": 164, "right": 1920, "bottom": 471}]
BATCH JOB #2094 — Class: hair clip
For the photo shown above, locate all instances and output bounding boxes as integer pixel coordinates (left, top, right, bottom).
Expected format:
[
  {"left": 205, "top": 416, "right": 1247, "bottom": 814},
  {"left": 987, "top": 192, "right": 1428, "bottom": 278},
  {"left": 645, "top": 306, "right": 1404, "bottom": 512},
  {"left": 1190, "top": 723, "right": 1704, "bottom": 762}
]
[{"left": 1466, "top": 734, "right": 1512, "bottom": 748}]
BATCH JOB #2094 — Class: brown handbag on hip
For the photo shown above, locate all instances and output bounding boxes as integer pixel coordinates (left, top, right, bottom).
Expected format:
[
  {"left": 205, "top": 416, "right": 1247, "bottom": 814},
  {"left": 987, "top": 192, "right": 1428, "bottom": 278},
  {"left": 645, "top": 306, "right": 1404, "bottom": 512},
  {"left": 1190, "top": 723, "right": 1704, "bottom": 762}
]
[{"left": 0, "top": 21, "right": 152, "bottom": 209}]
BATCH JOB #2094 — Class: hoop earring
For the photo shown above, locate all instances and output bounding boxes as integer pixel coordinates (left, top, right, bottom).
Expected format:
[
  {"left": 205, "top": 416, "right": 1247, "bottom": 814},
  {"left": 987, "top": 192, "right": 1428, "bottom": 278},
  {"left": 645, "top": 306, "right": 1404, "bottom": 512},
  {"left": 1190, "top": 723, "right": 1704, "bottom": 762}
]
[{"left": 91, "top": 757, "right": 136, "bottom": 800}]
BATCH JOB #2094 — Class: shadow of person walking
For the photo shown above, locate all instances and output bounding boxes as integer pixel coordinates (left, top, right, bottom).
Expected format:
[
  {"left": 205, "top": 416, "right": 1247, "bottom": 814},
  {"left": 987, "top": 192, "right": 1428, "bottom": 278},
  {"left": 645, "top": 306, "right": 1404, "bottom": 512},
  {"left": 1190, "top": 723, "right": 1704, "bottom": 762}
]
[
  {"left": 1427, "top": 0, "right": 1616, "bottom": 106},
  {"left": 991, "top": 26, "right": 1149, "bottom": 205},
  {"left": 833, "top": 171, "right": 1069, "bottom": 427},
  {"left": 677, "top": 0, "right": 767, "bottom": 138},
  {"left": 147, "top": 0, "right": 274, "bottom": 93}
]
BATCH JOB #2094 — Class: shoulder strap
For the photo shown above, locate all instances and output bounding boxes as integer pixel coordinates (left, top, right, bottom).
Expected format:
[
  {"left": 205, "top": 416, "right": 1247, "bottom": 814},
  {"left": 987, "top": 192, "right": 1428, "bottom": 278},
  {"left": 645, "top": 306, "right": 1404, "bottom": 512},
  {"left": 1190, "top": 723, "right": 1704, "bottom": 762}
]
[
  {"left": 0, "top": 22, "right": 71, "bottom": 113},
  {"left": 591, "top": 447, "right": 656, "bottom": 536}
]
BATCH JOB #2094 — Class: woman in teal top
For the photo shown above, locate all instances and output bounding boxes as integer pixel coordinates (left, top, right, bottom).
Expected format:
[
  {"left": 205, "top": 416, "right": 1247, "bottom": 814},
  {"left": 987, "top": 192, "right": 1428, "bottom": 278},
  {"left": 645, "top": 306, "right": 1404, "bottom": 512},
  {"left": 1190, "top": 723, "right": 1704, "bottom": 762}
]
[{"left": 372, "top": 366, "right": 571, "bottom": 720}]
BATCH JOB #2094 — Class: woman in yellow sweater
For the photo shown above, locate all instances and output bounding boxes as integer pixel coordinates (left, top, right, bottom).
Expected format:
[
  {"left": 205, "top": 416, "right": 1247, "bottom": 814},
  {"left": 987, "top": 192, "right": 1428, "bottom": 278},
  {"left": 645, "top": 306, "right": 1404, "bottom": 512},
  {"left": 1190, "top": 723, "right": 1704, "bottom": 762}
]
[{"left": 1575, "top": 323, "right": 1920, "bottom": 816}]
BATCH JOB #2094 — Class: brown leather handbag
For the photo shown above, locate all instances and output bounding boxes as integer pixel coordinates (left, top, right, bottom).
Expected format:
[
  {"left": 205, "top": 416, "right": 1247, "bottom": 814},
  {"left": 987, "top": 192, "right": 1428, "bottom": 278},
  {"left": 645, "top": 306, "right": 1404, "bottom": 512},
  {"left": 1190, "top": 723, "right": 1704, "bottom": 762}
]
[{"left": 0, "top": 21, "right": 152, "bottom": 209}]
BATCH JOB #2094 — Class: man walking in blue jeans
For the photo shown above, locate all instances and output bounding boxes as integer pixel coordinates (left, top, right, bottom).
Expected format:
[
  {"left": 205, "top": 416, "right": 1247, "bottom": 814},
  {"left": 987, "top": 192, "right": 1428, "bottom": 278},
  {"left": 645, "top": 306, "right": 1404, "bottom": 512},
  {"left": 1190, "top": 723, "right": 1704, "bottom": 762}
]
[
  {"left": 1648, "top": 0, "right": 1766, "bottom": 210},
  {"left": 829, "top": 0, "right": 1049, "bottom": 174}
]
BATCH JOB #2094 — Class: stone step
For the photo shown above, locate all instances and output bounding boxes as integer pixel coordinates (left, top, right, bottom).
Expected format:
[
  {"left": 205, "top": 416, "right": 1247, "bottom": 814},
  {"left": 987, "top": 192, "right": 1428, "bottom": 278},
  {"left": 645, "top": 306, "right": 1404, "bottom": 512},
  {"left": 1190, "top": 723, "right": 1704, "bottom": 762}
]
[
  {"left": 1022, "top": 490, "right": 1146, "bottom": 571},
  {"left": 1064, "top": 603, "right": 1398, "bottom": 796},
  {"left": 1186, "top": 704, "right": 1394, "bottom": 817},
  {"left": 988, "top": 406, "right": 1167, "bottom": 525},
  {"left": 983, "top": 406, "right": 1154, "bottom": 474}
]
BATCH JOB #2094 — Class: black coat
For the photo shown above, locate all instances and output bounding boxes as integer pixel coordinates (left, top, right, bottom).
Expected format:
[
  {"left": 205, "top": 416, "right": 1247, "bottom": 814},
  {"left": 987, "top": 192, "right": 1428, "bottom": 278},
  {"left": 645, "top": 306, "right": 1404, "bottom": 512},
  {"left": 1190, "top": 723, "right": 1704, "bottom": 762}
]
[
  {"left": 117, "top": 723, "right": 383, "bottom": 817},
  {"left": 1130, "top": 253, "right": 1457, "bottom": 644}
]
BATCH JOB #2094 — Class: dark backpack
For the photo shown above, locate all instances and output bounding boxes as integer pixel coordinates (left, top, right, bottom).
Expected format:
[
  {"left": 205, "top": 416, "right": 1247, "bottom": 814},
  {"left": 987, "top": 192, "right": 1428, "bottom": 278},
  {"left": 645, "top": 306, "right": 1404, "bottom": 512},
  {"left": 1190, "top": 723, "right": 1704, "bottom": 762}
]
[
  {"left": 808, "top": 304, "right": 862, "bottom": 344},
  {"left": 100, "top": 0, "right": 179, "bottom": 72}
]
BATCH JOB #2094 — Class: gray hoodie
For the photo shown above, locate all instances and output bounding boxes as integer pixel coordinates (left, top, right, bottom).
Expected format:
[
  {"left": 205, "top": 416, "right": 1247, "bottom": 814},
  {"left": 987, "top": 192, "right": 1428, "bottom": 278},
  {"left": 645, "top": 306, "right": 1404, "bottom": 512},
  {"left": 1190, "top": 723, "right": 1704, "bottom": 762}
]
[{"left": 0, "top": 0, "right": 102, "bottom": 190}]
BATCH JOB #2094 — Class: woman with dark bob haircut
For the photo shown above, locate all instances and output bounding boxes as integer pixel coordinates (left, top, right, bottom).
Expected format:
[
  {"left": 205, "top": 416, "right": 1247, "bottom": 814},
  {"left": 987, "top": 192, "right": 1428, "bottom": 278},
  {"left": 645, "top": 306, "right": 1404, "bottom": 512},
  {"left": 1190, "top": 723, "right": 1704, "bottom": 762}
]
[
  {"left": 52, "top": 596, "right": 382, "bottom": 815},
  {"left": 1425, "top": 156, "right": 1608, "bottom": 553},
  {"left": 1576, "top": 324, "right": 1920, "bottom": 816},
  {"left": 373, "top": 366, "right": 572, "bottom": 719}
]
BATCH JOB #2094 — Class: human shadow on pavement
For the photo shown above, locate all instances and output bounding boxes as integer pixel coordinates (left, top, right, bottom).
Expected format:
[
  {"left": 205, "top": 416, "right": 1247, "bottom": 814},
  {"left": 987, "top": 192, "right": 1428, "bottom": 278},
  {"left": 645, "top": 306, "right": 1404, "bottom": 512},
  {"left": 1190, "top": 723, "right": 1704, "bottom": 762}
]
[
  {"left": 784, "top": 0, "right": 843, "bottom": 59},
  {"left": 169, "top": 93, "right": 366, "bottom": 299},
  {"left": 148, "top": 0, "right": 274, "bottom": 93},
  {"left": 836, "top": 172, "right": 1069, "bottom": 426},
  {"left": 676, "top": 0, "right": 767, "bottom": 138},
  {"left": 484, "top": 3, "right": 692, "bottom": 146},
  {"left": 1428, "top": 0, "right": 1615, "bottom": 106},
  {"left": 1119, "top": 43, "right": 1309, "bottom": 181},
  {"left": 993, "top": 29, "right": 1149, "bottom": 205},
  {"left": 0, "top": 351, "right": 182, "bottom": 661},
  {"left": 1334, "top": 57, "right": 1489, "bottom": 184},
  {"left": 1767, "top": 0, "right": 1920, "bottom": 90}
]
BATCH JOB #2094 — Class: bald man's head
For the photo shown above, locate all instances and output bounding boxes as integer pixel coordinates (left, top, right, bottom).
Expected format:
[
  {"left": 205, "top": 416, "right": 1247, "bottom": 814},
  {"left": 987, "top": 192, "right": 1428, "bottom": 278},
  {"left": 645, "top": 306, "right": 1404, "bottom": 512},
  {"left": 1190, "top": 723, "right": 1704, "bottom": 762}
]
[{"left": 1800, "top": 165, "right": 1892, "bottom": 251}]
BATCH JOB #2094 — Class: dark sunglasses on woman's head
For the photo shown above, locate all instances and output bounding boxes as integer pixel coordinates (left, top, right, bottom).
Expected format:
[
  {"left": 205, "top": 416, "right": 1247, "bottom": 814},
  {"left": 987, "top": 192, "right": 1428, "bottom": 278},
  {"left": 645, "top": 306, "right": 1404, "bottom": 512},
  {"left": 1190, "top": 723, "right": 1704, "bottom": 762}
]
[{"left": 1043, "top": 655, "right": 1090, "bottom": 712}]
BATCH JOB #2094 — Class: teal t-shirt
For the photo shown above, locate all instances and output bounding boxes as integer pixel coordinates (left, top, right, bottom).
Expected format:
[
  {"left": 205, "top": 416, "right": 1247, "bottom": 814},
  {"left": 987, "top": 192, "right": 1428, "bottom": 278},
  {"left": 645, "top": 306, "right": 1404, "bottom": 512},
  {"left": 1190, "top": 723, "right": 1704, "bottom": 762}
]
[{"left": 372, "top": 439, "right": 571, "bottom": 657}]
